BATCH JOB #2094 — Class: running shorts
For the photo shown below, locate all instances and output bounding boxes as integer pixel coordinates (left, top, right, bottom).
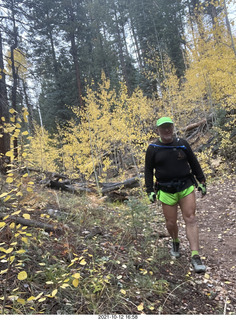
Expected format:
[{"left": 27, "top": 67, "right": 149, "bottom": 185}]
[{"left": 158, "top": 185, "right": 195, "bottom": 206}]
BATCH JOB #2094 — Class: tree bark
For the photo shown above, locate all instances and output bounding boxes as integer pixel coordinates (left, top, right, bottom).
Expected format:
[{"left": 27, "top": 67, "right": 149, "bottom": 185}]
[
  {"left": 66, "top": 5, "right": 84, "bottom": 108},
  {"left": 0, "top": 30, "right": 10, "bottom": 172},
  {"left": 223, "top": 0, "right": 236, "bottom": 58}
]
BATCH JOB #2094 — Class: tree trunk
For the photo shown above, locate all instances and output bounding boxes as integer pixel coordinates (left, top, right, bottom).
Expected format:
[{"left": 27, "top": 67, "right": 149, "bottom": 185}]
[
  {"left": 129, "top": 13, "right": 143, "bottom": 69},
  {"left": 9, "top": 0, "right": 19, "bottom": 160},
  {"left": 0, "top": 30, "right": 10, "bottom": 172},
  {"left": 22, "top": 79, "right": 35, "bottom": 134},
  {"left": 70, "top": 34, "right": 84, "bottom": 108},
  {"left": 223, "top": 0, "right": 236, "bottom": 58},
  {"left": 66, "top": 5, "right": 84, "bottom": 108},
  {"left": 114, "top": 8, "right": 131, "bottom": 96}
]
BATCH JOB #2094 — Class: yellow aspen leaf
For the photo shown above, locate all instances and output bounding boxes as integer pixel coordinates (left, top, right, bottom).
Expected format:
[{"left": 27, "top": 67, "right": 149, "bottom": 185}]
[
  {"left": 0, "top": 269, "right": 8, "bottom": 275},
  {"left": 9, "top": 108, "right": 16, "bottom": 114},
  {"left": 16, "top": 249, "right": 26, "bottom": 254},
  {"left": 23, "top": 109, "right": 29, "bottom": 122},
  {"left": 16, "top": 123, "right": 21, "bottom": 128},
  {"left": 17, "top": 271, "right": 27, "bottom": 280},
  {"left": 28, "top": 181, "right": 34, "bottom": 185},
  {"left": 38, "top": 297, "right": 46, "bottom": 302},
  {"left": 9, "top": 222, "right": 16, "bottom": 229},
  {"left": 46, "top": 281, "right": 54, "bottom": 284},
  {"left": 64, "top": 278, "right": 70, "bottom": 282},
  {"left": 0, "top": 222, "right": 6, "bottom": 228},
  {"left": 0, "top": 248, "right": 6, "bottom": 253},
  {"left": 3, "top": 195, "right": 11, "bottom": 202},
  {"left": 23, "top": 214, "right": 31, "bottom": 220},
  {"left": 148, "top": 306, "right": 155, "bottom": 311},
  {"left": 5, "top": 248, "right": 13, "bottom": 254},
  {"left": 16, "top": 192, "right": 23, "bottom": 197},
  {"left": 10, "top": 256, "right": 15, "bottom": 264},
  {"left": 51, "top": 289, "right": 58, "bottom": 297},
  {"left": 72, "top": 273, "right": 80, "bottom": 279},
  {"left": 12, "top": 210, "right": 21, "bottom": 216},
  {"left": 27, "top": 296, "right": 36, "bottom": 302},
  {"left": 204, "top": 274, "right": 210, "bottom": 280},
  {"left": 0, "top": 192, "right": 8, "bottom": 198},
  {"left": 22, "top": 152, "right": 27, "bottom": 158},
  {"left": 27, "top": 187, "right": 33, "bottom": 192},
  {"left": 21, "top": 237, "right": 28, "bottom": 244},
  {"left": 120, "top": 289, "right": 126, "bottom": 295},
  {"left": 17, "top": 298, "right": 25, "bottom": 305},
  {"left": 6, "top": 177, "right": 14, "bottom": 183},
  {"left": 1, "top": 116, "right": 5, "bottom": 121},
  {"left": 10, "top": 242, "right": 17, "bottom": 246},
  {"left": 137, "top": 303, "right": 144, "bottom": 311},
  {"left": 35, "top": 292, "right": 44, "bottom": 300},
  {"left": 60, "top": 283, "right": 70, "bottom": 289},
  {"left": 79, "top": 259, "right": 86, "bottom": 265},
  {"left": 23, "top": 173, "right": 28, "bottom": 177},
  {"left": 72, "top": 279, "right": 79, "bottom": 288},
  {"left": 22, "top": 131, "right": 29, "bottom": 136}
]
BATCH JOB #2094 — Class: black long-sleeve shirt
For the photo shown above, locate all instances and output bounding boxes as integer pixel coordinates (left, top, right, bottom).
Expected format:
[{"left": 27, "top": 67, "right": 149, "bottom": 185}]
[{"left": 145, "top": 137, "right": 205, "bottom": 194}]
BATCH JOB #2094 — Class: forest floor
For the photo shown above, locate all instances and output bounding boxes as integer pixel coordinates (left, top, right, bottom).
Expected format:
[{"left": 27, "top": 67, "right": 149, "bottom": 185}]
[
  {"left": 155, "top": 176, "right": 236, "bottom": 314},
  {"left": 0, "top": 175, "right": 235, "bottom": 315}
]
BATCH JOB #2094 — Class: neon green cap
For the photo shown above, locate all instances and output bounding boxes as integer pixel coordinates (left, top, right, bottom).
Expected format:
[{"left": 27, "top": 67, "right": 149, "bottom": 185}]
[{"left": 156, "top": 116, "right": 173, "bottom": 127}]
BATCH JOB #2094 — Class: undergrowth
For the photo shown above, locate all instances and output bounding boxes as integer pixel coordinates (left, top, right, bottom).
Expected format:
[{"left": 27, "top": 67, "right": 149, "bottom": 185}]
[{"left": 0, "top": 177, "right": 222, "bottom": 314}]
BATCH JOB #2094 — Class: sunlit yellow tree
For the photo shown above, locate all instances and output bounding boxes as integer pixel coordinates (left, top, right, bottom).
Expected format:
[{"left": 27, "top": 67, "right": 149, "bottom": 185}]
[{"left": 57, "top": 72, "right": 153, "bottom": 181}]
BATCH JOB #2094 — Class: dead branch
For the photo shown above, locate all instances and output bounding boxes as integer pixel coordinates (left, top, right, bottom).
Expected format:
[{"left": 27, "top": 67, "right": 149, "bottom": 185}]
[
  {"left": 183, "top": 119, "right": 207, "bottom": 132},
  {"left": 0, "top": 213, "right": 62, "bottom": 233}
]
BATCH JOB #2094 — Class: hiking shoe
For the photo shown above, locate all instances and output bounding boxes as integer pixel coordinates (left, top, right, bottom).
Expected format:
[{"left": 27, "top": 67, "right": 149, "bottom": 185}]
[
  {"left": 170, "top": 242, "right": 180, "bottom": 258},
  {"left": 191, "top": 255, "right": 206, "bottom": 273}
]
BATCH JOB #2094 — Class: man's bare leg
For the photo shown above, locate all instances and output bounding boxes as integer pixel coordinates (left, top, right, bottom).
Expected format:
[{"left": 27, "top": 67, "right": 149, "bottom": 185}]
[
  {"left": 162, "top": 203, "right": 178, "bottom": 240},
  {"left": 179, "top": 191, "right": 199, "bottom": 251}
]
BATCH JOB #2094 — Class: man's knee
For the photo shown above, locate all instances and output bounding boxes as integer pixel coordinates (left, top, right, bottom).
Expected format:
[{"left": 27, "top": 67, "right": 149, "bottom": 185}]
[
  {"left": 183, "top": 212, "right": 197, "bottom": 225},
  {"left": 166, "top": 219, "right": 177, "bottom": 230}
]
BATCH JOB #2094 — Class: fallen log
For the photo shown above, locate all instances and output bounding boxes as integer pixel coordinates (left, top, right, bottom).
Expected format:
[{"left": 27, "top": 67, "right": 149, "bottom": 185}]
[
  {"left": 0, "top": 213, "right": 62, "bottom": 233},
  {"left": 44, "top": 176, "right": 142, "bottom": 196},
  {"left": 101, "top": 176, "right": 142, "bottom": 194},
  {"left": 183, "top": 119, "right": 207, "bottom": 132},
  {"left": 46, "top": 180, "right": 95, "bottom": 194}
]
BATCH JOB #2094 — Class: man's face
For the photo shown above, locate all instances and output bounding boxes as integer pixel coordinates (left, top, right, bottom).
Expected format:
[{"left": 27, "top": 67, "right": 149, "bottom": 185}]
[{"left": 157, "top": 123, "right": 174, "bottom": 143}]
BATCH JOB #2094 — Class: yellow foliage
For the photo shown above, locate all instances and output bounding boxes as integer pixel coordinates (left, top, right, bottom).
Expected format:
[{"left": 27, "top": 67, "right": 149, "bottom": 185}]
[
  {"left": 55, "top": 72, "right": 153, "bottom": 179},
  {"left": 27, "top": 124, "right": 58, "bottom": 172}
]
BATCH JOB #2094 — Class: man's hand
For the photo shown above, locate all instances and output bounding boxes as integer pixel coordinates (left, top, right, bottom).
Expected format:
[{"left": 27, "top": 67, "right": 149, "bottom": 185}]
[
  {"left": 148, "top": 192, "right": 156, "bottom": 203},
  {"left": 198, "top": 183, "right": 207, "bottom": 196}
]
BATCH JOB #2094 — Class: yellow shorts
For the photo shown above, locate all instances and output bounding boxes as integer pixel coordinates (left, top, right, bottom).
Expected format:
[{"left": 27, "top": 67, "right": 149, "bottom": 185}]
[{"left": 158, "top": 185, "right": 195, "bottom": 206}]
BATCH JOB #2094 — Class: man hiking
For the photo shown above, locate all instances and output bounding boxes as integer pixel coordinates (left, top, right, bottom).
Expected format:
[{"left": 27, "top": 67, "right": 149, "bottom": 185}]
[{"left": 145, "top": 116, "right": 206, "bottom": 273}]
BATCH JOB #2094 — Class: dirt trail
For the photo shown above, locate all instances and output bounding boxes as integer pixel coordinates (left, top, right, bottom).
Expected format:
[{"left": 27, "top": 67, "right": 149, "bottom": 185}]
[{"left": 171, "top": 177, "right": 236, "bottom": 314}]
